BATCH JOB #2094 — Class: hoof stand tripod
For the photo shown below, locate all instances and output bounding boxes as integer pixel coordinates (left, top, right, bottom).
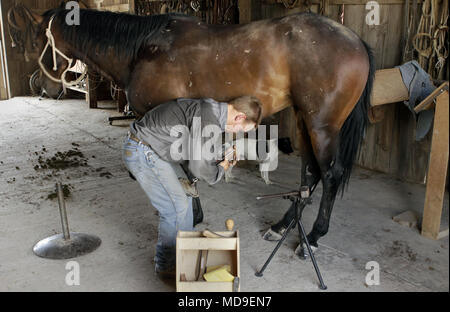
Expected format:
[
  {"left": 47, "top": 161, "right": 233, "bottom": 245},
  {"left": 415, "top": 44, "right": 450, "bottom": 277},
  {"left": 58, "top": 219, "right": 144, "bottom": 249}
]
[{"left": 255, "top": 186, "right": 327, "bottom": 290}]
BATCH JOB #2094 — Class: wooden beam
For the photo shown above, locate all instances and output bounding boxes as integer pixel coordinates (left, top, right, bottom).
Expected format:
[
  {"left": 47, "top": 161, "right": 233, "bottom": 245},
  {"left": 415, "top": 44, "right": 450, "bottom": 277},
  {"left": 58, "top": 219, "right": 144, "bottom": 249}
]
[
  {"left": 101, "top": 4, "right": 130, "bottom": 12},
  {"left": 421, "top": 89, "right": 449, "bottom": 240},
  {"left": 129, "top": 0, "right": 135, "bottom": 14},
  {"left": 371, "top": 68, "right": 409, "bottom": 106},
  {"left": 239, "top": 0, "right": 252, "bottom": 24},
  {"left": 117, "top": 89, "right": 127, "bottom": 112},
  {"left": 328, "top": 0, "right": 423, "bottom": 4},
  {"left": 414, "top": 82, "right": 449, "bottom": 113},
  {"left": 0, "top": 36, "right": 8, "bottom": 99},
  {"left": 0, "top": 1, "right": 11, "bottom": 99},
  {"left": 86, "top": 71, "right": 98, "bottom": 109},
  {"left": 268, "top": 0, "right": 423, "bottom": 5}
]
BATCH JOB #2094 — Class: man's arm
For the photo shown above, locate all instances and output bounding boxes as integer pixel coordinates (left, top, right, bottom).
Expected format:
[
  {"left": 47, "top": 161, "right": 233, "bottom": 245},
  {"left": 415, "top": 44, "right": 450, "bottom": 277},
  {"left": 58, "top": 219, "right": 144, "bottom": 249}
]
[
  {"left": 188, "top": 145, "right": 236, "bottom": 185},
  {"left": 188, "top": 159, "right": 226, "bottom": 185}
]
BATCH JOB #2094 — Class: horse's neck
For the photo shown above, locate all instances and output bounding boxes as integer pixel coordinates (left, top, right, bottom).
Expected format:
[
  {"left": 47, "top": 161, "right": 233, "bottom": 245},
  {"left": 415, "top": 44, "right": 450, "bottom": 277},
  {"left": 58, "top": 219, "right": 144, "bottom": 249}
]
[{"left": 70, "top": 47, "right": 131, "bottom": 88}]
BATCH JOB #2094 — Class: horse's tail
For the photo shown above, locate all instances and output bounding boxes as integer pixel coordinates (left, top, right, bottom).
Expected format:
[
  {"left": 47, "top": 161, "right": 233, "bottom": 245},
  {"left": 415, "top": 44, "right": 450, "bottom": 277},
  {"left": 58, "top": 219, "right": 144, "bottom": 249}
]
[{"left": 336, "top": 40, "right": 375, "bottom": 194}]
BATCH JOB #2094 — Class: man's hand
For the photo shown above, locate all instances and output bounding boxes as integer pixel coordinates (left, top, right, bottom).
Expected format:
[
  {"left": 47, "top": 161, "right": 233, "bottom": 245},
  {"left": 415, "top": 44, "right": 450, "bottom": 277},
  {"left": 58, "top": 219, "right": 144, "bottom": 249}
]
[
  {"left": 219, "top": 159, "right": 237, "bottom": 171},
  {"left": 219, "top": 160, "right": 231, "bottom": 171},
  {"left": 220, "top": 145, "right": 237, "bottom": 171},
  {"left": 224, "top": 145, "right": 236, "bottom": 161}
]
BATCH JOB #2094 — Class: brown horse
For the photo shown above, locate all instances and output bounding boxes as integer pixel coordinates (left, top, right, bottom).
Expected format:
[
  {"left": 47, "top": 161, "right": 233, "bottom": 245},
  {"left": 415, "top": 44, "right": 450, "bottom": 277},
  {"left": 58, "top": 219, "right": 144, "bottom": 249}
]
[{"left": 13, "top": 7, "right": 374, "bottom": 257}]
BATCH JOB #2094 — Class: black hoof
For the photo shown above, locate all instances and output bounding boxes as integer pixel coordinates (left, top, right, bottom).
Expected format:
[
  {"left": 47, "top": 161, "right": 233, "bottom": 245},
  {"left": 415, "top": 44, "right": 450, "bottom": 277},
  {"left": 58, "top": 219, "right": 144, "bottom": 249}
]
[
  {"left": 262, "top": 229, "right": 281, "bottom": 241},
  {"left": 294, "top": 243, "right": 318, "bottom": 260},
  {"left": 262, "top": 227, "right": 286, "bottom": 241},
  {"left": 294, "top": 244, "right": 307, "bottom": 260}
]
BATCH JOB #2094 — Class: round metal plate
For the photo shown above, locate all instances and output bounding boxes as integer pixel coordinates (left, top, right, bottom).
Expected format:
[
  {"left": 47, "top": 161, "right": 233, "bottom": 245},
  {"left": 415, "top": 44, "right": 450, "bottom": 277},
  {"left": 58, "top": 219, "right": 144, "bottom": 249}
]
[{"left": 33, "top": 233, "right": 101, "bottom": 260}]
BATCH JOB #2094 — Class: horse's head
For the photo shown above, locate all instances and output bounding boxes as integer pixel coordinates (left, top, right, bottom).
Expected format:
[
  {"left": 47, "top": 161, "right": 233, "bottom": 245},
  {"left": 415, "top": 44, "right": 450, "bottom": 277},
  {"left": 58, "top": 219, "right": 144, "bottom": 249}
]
[
  {"left": 8, "top": 4, "right": 80, "bottom": 85},
  {"left": 7, "top": 4, "right": 65, "bottom": 97},
  {"left": 7, "top": 4, "right": 43, "bottom": 61},
  {"left": 36, "top": 12, "right": 75, "bottom": 84}
]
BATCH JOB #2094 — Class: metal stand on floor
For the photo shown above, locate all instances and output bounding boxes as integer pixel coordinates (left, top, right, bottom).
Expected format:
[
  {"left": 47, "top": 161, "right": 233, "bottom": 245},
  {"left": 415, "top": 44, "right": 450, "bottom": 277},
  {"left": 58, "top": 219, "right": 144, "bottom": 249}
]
[
  {"left": 33, "top": 182, "right": 101, "bottom": 259},
  {"left": 255, "top": 186, "right": 327, "bottom": 290},
  {"left": 108, "top": 112, "right": 136, "bottom": 125}
]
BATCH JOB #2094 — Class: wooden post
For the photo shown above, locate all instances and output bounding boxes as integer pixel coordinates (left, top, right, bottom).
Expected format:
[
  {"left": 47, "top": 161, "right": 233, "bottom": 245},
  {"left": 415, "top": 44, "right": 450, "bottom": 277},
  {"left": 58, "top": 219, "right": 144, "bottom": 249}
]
[
  {"left": 239, "top": 0, "right": 252, "bottom": 24},
  {"left": 129, "top": 0, "right": 135, "bottom": 14},
  {"left": 86, "top": 71, "right": 98, "bottom": 109},
  {"left": 117, "top": 89, "right": 127, "bottom": 113},
  {"left": 0, "top": 35, "right": 8, "bottom": 99},
  {"left": 0, "top": 1, "right": 11, "bottom": 99},
  {"left": 420, "top": 88, "right": 449, "bottom": 240}
]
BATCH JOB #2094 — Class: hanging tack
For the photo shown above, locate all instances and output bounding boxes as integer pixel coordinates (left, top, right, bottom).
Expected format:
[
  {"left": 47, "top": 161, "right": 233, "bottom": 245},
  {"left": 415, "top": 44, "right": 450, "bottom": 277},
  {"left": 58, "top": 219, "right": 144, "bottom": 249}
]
[{"left": 225, "top": 218, "right": 235, "bottom": 231}]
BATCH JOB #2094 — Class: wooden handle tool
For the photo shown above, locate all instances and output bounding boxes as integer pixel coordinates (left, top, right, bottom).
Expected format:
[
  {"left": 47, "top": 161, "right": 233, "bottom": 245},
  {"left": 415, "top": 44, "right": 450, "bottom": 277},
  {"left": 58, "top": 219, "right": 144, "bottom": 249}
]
[{"left": 225, "top": 219, "right": 234, "bottom": 231}]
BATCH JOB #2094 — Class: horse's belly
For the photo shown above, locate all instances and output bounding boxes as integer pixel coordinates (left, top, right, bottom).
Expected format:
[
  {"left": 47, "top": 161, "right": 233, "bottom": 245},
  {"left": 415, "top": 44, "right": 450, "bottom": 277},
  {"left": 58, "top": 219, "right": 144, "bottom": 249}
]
[
  {"left": 256, "top": 88, "right": 292, "bottom": 118},
  {"left": 129, "top": 42, "right": 293, "bottom": 117}
]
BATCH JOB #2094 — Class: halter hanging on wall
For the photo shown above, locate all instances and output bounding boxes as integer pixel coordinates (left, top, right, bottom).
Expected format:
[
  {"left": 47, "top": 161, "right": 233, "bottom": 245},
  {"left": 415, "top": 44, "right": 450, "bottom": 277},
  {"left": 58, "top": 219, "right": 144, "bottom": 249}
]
[{"left": 38, "top": 16, "right": 88, "bottom": 87}]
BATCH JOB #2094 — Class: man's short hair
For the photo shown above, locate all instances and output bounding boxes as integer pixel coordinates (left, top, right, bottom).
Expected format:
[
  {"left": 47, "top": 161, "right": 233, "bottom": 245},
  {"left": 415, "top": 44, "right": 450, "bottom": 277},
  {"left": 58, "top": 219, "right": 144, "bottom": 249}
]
[{"left": 229, "top": 96, "right": 263, "bottom": 125}]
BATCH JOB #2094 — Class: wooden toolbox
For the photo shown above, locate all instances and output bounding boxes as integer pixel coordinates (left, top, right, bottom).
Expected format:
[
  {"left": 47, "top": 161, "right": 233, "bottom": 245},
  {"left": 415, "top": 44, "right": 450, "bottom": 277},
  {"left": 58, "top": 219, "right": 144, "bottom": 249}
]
[{"left": 176, "top": 231, "right": 240, "bottom": 292}]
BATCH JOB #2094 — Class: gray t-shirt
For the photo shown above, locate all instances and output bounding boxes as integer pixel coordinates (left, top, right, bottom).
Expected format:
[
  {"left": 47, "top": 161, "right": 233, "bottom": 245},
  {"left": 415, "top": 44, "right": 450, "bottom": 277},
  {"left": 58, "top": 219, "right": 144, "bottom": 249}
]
[{"left": 130, "top": 98, "right": 228, "bottom": 185}]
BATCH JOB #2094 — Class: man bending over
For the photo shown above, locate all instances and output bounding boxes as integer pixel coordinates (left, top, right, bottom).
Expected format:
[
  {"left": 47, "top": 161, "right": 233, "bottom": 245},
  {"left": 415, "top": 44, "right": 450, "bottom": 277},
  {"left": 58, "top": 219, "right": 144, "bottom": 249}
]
[{"left": 122, "top": 96, "right": 262, "bottom": 277}]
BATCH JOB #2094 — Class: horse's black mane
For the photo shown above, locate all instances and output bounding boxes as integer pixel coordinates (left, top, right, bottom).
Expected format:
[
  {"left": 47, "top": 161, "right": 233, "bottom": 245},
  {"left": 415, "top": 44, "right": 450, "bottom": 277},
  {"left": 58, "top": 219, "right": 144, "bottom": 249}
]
[{"left": 43, "top": 8, "right": 190, "bottom": 60}]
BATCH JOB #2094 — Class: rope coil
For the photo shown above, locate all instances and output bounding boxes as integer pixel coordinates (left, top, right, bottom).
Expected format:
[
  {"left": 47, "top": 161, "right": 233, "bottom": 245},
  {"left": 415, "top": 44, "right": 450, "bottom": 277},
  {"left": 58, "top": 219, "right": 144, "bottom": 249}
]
[{"left": 38, "top": 16, "right": 88, "bottom": 87}]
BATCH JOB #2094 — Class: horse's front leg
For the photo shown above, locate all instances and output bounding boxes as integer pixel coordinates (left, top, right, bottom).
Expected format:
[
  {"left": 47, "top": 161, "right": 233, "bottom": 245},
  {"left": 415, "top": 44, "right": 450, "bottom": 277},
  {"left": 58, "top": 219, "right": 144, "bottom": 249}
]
[
  {"left": 305, "top": 163, "right": 343, "bottom": 246},
  {"left": 262, "top": 117, "right": 320, "bottom": 241},
  {"left": 294, "top": 127, "right": 343, "bottom": 259},
  {"left": 262, "top": 158, "right": 320, "bottom": 241}
]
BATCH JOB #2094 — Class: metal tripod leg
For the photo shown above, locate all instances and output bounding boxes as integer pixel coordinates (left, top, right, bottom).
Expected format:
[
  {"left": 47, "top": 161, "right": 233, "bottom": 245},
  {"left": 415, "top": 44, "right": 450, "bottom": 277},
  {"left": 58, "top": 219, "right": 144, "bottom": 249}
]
[
  {"left": 255, "top": 197, "right": 327, "bottom": 290},
  {"left": 255, "top": 202, "right": 297, "bottom": 277},
  {"left": 297, "top": 218, "right": 327, "bottom": 290}
]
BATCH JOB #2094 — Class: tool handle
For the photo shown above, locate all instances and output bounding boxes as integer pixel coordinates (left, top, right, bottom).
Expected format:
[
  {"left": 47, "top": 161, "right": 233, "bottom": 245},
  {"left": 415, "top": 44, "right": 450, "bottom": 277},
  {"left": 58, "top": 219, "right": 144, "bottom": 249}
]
[
  {"left": 202, "top": 230, "right": 223, "bottom": 238},
  {"left": 225, "top": 219, "right": 235, "bottom": 231}
]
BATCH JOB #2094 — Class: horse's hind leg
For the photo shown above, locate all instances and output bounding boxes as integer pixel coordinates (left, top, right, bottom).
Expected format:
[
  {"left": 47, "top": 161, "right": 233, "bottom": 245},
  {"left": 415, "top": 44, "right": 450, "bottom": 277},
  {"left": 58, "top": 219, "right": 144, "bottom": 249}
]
[{"left": 263, "top": 114, "right": 321, "bottom": 241}]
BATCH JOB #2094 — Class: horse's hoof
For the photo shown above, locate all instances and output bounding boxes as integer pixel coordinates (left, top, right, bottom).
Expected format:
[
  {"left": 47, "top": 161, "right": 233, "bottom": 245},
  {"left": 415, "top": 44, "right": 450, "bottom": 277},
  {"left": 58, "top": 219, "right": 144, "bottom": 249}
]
[
  {"left": 262, "top": 228, "right": 283, "bottom": 241},
  {"left": 294, "top": 245, "right": 308, "bottom": 260},
  {"left": 294, "top": 243, "right": 318, "bottom": 260}
]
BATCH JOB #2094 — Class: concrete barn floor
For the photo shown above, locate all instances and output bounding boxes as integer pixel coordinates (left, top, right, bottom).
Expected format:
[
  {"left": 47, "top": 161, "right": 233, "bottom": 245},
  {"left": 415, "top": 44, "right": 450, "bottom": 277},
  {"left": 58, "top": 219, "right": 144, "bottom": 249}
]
[{"left": 0, "top": 97, "right": 448, "bottom": 292}]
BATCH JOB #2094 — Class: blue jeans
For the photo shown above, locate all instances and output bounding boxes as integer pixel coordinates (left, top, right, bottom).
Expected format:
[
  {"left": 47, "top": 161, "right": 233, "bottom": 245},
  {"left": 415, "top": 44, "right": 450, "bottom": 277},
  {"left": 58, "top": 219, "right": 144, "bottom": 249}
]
[{"left": 122, "top": 136, "right": 193, "bottom": 271}]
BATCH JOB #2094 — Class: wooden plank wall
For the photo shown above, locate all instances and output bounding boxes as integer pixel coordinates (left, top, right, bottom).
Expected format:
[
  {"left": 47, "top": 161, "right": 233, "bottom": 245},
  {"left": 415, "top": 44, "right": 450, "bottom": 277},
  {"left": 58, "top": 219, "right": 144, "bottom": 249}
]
[
  {"left": 0, "top": 51, "right": 7, "bottom": 100},
  {"left": 0, "top": 8, "right": 9, "bottom": 100},
  {"left": 248, "top": 1, "right": 430, "bottom": 184},
  {"left": 0, "top": 0, "right": 131, "bottom": 98},
  {"left": 84, "top": 0, "right": 131, "bottom": 12},
  {"left": 0, "top": 52, "right": 7, "bottom": 99},
  {"left": 335, "top": 3, "right": 430, "bottom": 184},
  {"left": 0, "top": 0, "right": 63, "bottom": 97}
]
